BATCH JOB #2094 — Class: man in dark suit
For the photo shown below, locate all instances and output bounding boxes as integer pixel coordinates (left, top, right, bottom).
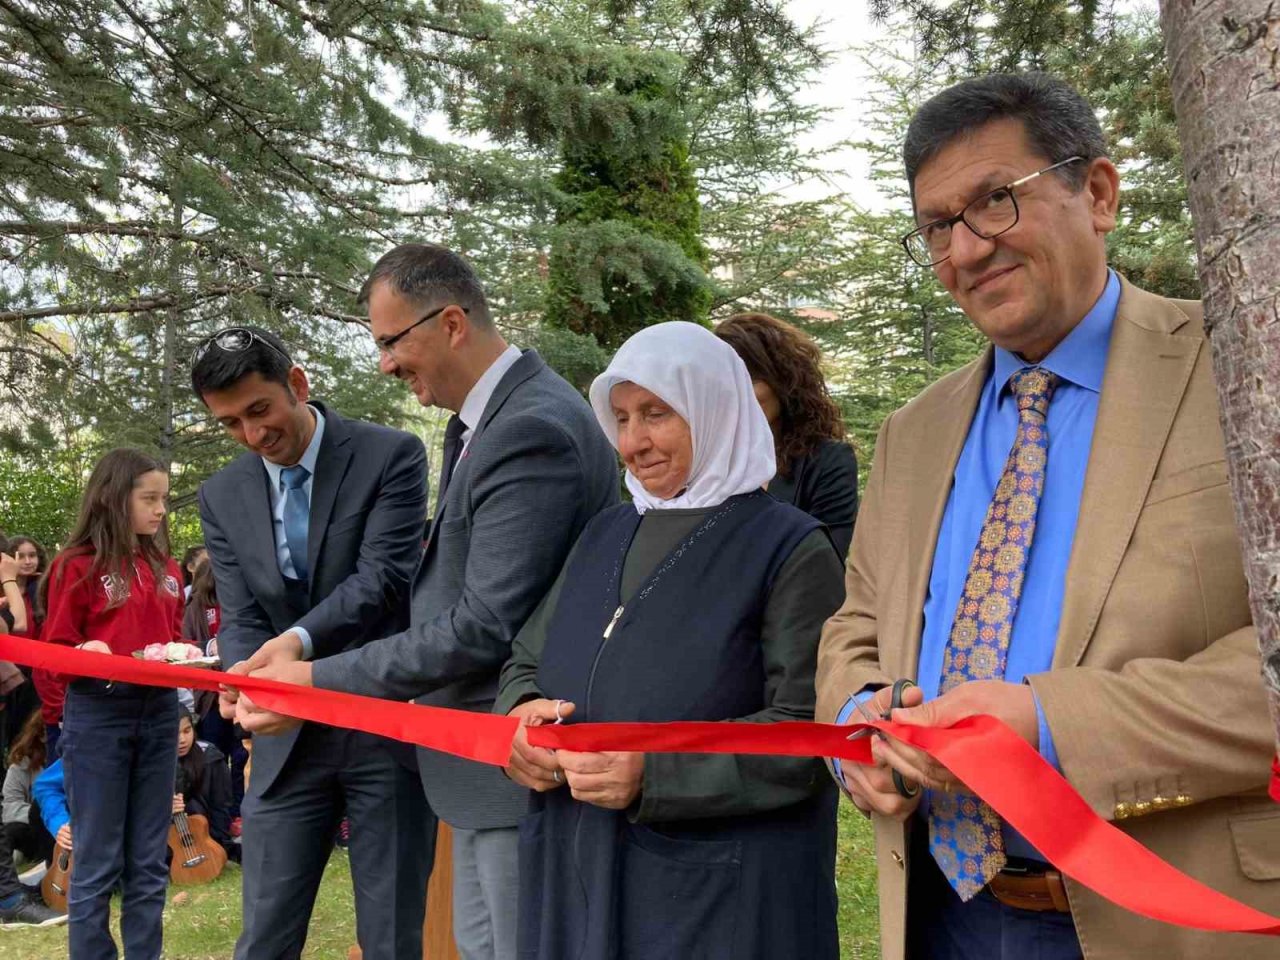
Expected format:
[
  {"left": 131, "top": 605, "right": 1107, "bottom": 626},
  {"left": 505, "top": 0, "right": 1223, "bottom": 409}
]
[
  {"left": 235, "top": 244, "right": 620, "bottom": 960},
  {"left": 193, "top": 326, "right": 433, "bottom": 960}
]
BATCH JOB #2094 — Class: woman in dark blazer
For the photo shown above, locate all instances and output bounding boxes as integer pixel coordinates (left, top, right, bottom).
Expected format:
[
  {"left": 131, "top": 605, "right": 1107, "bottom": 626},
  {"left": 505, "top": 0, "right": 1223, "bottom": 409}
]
[{"left": 715, "top": 312, "right": 858, "bottom": 560}]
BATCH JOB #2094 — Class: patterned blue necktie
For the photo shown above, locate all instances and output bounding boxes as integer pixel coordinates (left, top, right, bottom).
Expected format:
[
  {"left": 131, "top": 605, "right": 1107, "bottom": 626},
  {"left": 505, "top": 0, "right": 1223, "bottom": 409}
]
[
  {"left": 928, "top": 366, "right": 1059, "bottom": 900},
  {"left": 281, "top": 464, "right": 311, "bottom": 581}
]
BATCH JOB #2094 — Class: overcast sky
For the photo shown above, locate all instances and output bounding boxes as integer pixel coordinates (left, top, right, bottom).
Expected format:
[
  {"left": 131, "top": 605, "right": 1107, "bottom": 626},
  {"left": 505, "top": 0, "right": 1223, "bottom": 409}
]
[{"left": 785, "top": 1, "right": 891, "bottom": 207}]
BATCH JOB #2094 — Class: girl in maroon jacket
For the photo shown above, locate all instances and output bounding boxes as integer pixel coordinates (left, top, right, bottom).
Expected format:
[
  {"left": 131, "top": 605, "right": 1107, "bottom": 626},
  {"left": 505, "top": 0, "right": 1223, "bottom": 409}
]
[{"left": 40, "top": 448, "right": 183, "bottom": 960}]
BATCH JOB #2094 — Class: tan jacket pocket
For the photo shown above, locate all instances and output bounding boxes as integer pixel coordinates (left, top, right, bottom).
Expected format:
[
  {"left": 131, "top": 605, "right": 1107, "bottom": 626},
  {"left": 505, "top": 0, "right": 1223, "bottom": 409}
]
[
  {"left": 1229, "top": 810, "right": 1280, "bottom": 881},
  {"left": 1145, "top": 460, "right": 1228, "bottom": 506}
]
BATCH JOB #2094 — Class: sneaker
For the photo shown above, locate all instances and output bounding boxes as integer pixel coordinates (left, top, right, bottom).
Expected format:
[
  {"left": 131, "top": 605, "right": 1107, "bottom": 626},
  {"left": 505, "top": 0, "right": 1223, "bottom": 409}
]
[
  {"left": 0, "top": 896, "right": 67, "bottom": 928},
  {"left": 17, "top": 862, "right": 46, "bottom": 885}
]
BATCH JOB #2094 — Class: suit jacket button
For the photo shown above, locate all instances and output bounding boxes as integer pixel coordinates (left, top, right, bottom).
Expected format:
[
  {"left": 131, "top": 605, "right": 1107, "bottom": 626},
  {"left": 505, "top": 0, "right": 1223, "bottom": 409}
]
[
  {"left": 891, "top": 850, "right": 904, "bottom": 868},
  {"left": 1113, "top": 802, "right": 1132, "bottom": 820},
  {"left": 1133, "top": 800, "right": 1152, "bottom": 817}
]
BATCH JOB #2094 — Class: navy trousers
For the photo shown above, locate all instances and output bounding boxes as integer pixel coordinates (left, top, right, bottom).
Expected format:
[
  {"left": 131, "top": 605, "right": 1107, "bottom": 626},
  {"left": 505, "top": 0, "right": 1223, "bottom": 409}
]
[
  {"left": 61, "top": 681, "right": 179, "bottom": 960},
  {"left": 907, "top": 826, "right": 1082, "bottom": 960},
  {"left": 234, "top": 724, "right": 434, "bottom": 960}
]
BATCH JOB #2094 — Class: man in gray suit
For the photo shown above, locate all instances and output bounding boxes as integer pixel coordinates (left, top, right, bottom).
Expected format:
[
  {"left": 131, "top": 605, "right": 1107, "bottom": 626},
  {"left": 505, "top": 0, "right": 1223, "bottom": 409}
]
[
  {"left": 194, "top": 326, "right": 433, "bottom": 960},
  {"left": 235, "top": 244, "right": 620, "bottom": 960}
]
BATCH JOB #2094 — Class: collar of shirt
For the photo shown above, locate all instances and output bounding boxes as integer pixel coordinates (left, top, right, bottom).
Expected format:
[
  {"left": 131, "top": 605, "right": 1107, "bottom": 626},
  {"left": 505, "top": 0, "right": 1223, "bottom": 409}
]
[
  {"left": 457, "top": 344, "right": 522, "bottom": 447},
  {"left": 992, "top": 269, "right": 1121, "bottom": 398},
  {"left": 261, "top": 404, "right": 326, "bottom": 492}
]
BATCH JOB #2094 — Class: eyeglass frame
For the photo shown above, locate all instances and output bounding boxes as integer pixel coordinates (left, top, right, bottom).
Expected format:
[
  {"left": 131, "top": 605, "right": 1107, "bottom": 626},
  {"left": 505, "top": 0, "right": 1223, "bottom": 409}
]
[
  {"left": 374, "top": 303, "right": 470, "bottom": 355},
  {"left": 901, "top": 156, "right": 1086, "bottom": 267},
  {"left": 191, "top": 327, "right": 294, "bottom": 368}
]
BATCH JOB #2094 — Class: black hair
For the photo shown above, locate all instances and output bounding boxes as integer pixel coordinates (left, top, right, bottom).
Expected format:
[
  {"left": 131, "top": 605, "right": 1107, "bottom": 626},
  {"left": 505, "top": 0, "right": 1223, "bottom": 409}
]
[
  {"left": 176, "top": 706, "right": 204, "bottom": 798},
  {"left": 190, "top": 325, "right": 294, "bottom": 402},
  {"left": 358, "top": 243, "right": 493, "bottom": 329},
  {"left": 904, "top": 72, "right": 1107, "bottom": 199}
]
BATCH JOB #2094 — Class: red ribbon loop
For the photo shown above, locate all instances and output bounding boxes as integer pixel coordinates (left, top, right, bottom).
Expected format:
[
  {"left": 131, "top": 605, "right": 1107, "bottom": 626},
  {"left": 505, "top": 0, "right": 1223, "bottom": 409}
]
[{"left": 3, "top": 634, "right": 1276, "bottom": 937}]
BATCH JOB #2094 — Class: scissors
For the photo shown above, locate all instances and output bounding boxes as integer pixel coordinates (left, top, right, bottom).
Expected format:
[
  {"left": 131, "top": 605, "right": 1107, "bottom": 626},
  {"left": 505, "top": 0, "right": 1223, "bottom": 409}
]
[{"left": 845, "top": 679, "right": 919, "bottom": 799}]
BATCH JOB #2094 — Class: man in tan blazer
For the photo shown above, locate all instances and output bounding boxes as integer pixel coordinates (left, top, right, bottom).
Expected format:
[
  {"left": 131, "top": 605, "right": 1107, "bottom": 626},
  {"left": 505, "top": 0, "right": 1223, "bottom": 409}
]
[{"left": 817, "top": 73, "right": 1278, "bottom": 960}]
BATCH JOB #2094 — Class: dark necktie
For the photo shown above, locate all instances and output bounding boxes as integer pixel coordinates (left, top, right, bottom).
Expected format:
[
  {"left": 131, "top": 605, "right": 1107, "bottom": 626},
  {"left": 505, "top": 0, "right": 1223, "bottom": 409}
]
[
  {"left": 438, "top": 414, "right": 466, "bottom": 504},
  {"left": 281, "top": 464, "right": 311, "bottom": 581},
  {"left": 929, "top": 366, "right": 1060, "bottom": 900}
]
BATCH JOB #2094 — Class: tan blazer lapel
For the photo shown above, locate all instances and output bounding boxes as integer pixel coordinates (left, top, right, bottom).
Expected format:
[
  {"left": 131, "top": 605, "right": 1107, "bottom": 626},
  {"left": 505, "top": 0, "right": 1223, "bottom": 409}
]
[
  {"left": 896, "top": 351, "right": 992, "bottom": 680},
  {"left": 1055, "top": 280, "right": 1202, "bottom": 668}
]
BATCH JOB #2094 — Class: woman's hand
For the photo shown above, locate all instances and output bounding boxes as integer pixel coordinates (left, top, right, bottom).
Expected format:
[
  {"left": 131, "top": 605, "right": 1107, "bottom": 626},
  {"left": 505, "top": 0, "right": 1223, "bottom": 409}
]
[
  {"left": 172, "top": 793, "right": 186, "bottom": 815},
  {"left": 558, "top": 750, "right": 645, "bottom": 810},
  {"left": 56, "top": 825, "right": 72, "bottom": 851},
  {"left": 77, "top": 641, "right": 112, "bottom": 655},
  {"left": 0, "top": 553, "right": 18, "bottom": 582},
  {"left": 505, "top": 699, "right": 573, "bottom": 792}
]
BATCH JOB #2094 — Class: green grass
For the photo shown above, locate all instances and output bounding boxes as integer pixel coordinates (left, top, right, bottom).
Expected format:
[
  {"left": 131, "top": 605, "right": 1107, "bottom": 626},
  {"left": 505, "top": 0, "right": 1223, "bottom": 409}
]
[{"left": 1, "top": 807, "right": 880, "bottom": 959}]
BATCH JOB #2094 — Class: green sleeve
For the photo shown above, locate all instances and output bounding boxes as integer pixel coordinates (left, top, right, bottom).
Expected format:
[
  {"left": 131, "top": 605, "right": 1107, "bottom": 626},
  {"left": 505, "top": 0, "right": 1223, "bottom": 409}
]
[
  {"left": 493, "top": 542, "right": 575, "bottom": 716},
  {"left": 632, "top": 528, "right": 845, "bottom": 823}
]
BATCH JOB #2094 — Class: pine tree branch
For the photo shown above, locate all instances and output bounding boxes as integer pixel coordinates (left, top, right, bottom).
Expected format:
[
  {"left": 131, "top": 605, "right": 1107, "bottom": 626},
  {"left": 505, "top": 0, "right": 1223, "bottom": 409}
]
[
  {"left": 0, "top": 219, "right": 215, "bottom": 242},
  {"left": 108, "top": 0, "right": 393, "bottom": 240},
  {"left": 0, "top": 283, "right": 267, "bottom": 322}
]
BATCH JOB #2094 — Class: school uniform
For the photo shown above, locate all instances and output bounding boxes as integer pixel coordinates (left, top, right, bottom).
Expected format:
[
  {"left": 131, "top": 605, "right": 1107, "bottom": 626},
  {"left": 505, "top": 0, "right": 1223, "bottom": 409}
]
[{"left": 44, "top": 550, "right": 184, "bottom": 960}]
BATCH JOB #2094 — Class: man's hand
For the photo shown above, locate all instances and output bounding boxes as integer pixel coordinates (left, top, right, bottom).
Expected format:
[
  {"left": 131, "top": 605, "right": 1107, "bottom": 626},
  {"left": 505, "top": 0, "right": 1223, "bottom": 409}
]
[
  {"left": 248, "top": 631, "right": 305, "bottom": 671},
  {"left": 877, "top": 679, "right": 1039, "bottom": 794},
  {"left": 838, "top": 684, "right": 926, "bottom": 822},
  {"left": 56, "top": 825, "right": 72, "bottom": 851},
  {"left": 558, "top": 749, "right": 644, "bottom": 810},
  {"left": 233, "top": 658, "right": 313, "bottom": 736},
  {"left": 505, "top": 699, "right": 572, "bottom": 792},
  {"left": 219, "top": 631, "right": 305, "bottom": 720},
  {"left": 172, "top": 793, "right": 186, "bottom": 815}
]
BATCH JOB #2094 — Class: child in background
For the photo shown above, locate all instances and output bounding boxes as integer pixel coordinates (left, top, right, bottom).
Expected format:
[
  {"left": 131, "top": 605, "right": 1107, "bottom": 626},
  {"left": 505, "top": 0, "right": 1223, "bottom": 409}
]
[
  {"left": 3, "top": 710, "right": 52, "bottom": 867},
  {"left": 0, "top": 711, "right": 63, "bottom": 927},
  {"left": 174, "top": 708, "right": 238, "bottom": 862},
  {"left": 8, "top": 537, "right": 47, "bottom": 640},
  {"left": 181, "top": 556, "right": 220, "bottom": 655},
  {"left": 40, "top": 448, "right": 184, "bottom": 960}
]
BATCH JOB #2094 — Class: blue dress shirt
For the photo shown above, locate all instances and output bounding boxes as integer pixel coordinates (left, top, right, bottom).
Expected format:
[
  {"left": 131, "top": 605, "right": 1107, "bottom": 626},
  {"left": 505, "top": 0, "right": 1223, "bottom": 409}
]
[
  {"left": 837, "top": 271, "right": 1120, "bottom": 861},
  {"left": 261, "top": 405, "right": 325, "bottom": 659}
]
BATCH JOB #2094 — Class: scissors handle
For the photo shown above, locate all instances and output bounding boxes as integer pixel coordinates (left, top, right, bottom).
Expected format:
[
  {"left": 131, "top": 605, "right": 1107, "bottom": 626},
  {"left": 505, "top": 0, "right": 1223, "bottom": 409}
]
[{"left": 888, "top": 679, "right": 920, "bottom": 799}]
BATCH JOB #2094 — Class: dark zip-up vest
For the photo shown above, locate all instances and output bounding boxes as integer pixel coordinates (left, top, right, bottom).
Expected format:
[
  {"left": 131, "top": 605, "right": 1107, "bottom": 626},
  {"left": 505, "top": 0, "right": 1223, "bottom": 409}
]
[{"left": 519, "top": 491, "right": 839, "bottom": 960}]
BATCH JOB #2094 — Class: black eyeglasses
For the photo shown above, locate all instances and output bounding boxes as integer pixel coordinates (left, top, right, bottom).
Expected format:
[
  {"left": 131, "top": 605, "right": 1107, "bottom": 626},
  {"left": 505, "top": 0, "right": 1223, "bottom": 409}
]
[
  {"left": 374, "top": 304, "right": 469, "bottom": 355},
  {"left": 902, "top": 156, "right": 1085, "bottom": 267},
  {"left": 191, "top": 327, "right": 293, "bottom": 367}
]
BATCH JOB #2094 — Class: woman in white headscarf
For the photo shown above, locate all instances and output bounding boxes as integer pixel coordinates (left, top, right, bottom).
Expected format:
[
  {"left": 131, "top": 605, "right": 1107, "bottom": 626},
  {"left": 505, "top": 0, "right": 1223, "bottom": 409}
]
[{"left": 495, "top": 322, "right": 843, "bottom": 960}]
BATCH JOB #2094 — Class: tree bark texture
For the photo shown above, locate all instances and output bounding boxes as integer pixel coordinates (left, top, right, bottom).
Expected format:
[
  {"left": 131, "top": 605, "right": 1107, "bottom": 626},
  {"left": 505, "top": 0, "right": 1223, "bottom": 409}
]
[{"left": 1161, "top": 0, "right": 1280, "bottom": 751}]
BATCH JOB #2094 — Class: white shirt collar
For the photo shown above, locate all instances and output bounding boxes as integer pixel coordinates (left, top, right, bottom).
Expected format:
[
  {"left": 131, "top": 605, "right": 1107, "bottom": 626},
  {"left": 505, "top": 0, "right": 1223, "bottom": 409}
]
[
  {"left": 261, "top": 404, "right": 326, "bottom": 489},
  {"left": 458, "top": 345, "right": 522, "bottom": 443}
]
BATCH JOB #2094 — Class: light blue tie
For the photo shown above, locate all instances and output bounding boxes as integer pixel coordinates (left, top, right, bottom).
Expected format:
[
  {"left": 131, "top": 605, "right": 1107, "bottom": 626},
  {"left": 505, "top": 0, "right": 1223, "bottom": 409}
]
[{"left": 281, "top": 464, "right": 310, "bottom": 581}]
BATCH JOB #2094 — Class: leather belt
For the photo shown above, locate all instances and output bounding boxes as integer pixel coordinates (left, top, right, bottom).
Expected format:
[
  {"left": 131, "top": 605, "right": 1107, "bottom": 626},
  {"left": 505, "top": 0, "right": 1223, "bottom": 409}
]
[{"left": 987, "top": 868, "right": 1071, "bottom": 913}]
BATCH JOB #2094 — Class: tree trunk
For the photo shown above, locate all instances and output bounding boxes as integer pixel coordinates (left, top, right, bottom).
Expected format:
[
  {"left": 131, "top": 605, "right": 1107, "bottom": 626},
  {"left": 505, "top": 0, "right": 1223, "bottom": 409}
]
[
  {"left": 159, "top": 181, "right": 184, "bottom": 469},
  {"left": 1160, "top": 0, "right": 1280, "bottom": 753}
]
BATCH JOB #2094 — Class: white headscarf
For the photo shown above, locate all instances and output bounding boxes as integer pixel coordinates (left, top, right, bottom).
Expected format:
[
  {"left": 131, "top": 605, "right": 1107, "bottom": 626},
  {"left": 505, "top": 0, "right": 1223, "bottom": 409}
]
[{"left": 589, "top": 322, "right": 777, "bottom": 513}]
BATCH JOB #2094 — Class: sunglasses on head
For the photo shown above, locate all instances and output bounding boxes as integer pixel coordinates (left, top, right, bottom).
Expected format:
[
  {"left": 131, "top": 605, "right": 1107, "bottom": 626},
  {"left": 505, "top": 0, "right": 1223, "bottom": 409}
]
[{"left": 191, "top": 327, "right": 293, "bottom": 368}]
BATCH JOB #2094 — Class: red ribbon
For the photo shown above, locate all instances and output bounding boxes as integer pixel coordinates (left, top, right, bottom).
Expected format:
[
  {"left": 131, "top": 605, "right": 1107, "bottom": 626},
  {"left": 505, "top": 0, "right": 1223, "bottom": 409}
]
[
  {"left": 4, "top": 635, "right": 1277, "bottom": 937},
  {"left": 1271, "top": 755, "right": 1280, "bottom": 804}
]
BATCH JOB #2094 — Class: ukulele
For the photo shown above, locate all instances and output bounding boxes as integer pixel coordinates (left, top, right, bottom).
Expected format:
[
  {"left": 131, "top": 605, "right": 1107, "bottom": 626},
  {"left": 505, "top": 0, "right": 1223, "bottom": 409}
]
[
  {"left": 168, "top": 811, "right": 227, "bottom": 885},
  {"left": 41, "top": 844, "right": 72, "bottom": 912}
]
